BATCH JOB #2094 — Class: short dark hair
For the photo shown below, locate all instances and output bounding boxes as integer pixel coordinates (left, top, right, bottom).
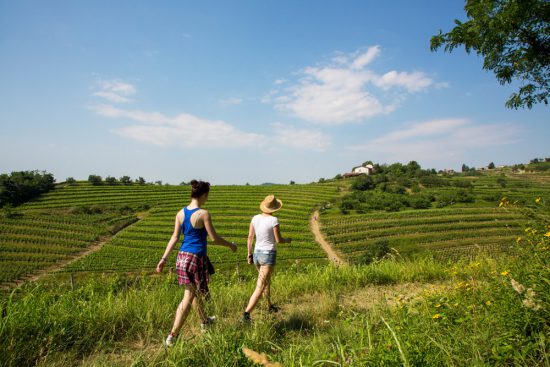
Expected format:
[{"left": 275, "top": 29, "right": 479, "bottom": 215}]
[{"left": 190, "top": 180, "right": 210, "bottom": 198}]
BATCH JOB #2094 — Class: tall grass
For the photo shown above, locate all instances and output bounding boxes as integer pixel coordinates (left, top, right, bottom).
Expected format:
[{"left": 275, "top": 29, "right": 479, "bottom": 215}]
[{"left": 1, "top": 247, "right": 548, "bottom": 366}]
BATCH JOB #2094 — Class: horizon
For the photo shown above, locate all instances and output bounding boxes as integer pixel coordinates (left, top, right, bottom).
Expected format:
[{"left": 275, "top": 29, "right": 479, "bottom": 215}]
[{"left": 1, "top": 1, "right": 548, "bottom": 185}]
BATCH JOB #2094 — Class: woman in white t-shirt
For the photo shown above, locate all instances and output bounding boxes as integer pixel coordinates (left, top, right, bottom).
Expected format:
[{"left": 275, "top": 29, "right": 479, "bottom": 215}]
[{"left": 242, "top": 195, "right": 291, "bottom": 322}]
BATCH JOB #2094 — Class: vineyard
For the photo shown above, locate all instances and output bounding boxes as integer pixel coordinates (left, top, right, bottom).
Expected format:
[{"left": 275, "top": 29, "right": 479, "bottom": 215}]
[
  {"left": 1, "top": 182, "right": 338, "bottom": 286},
  {"left": 320, "top": 172, "right": 550, "bottom": 263}
]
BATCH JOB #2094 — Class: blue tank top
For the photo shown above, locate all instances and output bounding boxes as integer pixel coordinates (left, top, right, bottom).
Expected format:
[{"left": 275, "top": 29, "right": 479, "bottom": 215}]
[{"left": 179, "top": 207, "right": 208, "bottom": 255}]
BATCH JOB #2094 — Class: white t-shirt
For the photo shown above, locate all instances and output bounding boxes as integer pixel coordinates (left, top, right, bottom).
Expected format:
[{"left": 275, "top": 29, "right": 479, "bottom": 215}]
[{"left": 251, "top": 214, "right": 279, "bottom": 252}]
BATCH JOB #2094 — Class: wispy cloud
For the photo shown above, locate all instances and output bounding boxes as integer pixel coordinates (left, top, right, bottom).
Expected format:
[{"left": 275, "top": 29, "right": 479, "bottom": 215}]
[
  {"left": 93, "top": 80, "right": 136, "bottom": 103},
  {"left": 272, "top": 123, "right": 331, "bottom": 152},
  {"left": 218, "top": 97, "right": 243, "bottom": 107},
  {"left": 91, "top": 104, "right": 264, "bottom": 148},
  {"left": 265, "top": 46, "right": 438, "bottom": 125},
  {"left": 348, "top": 118, "right": 522, "bottom": 165}
]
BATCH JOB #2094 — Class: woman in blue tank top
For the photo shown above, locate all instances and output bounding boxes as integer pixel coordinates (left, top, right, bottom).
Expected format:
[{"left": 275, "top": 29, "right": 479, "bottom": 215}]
[{"left": 156, "top": 180, "right": 237, "bottom": 346}]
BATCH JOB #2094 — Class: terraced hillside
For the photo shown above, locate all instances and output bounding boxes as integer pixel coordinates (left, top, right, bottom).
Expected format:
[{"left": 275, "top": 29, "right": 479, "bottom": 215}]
[
  {"left": 321, "top": 172, "right": 550, "bottom": 262},
  {"left": 0, "top": 183, "right": 338, "bottom": 285}
]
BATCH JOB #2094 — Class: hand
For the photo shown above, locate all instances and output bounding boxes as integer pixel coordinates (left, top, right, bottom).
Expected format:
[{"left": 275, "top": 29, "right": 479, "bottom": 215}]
[
  {"left": 229, "top": 242, "right": 237, "bottom": 252},
  {"left": 156, "top": 258, "right": 166, "bottom": 273},
  {"left": 247, "top": 254, "right": 253, "bottom": 265}
]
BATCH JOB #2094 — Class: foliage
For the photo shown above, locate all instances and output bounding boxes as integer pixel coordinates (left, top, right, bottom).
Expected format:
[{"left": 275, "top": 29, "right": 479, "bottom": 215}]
[
  {"left": 120, "top": 175, "right": 132, "bottom": 185},
  {"left": 105, "top": 176, "right": 117, "bottom": 185},
  {"left": 0, "top": 170, "right": 55, "bottom": 207},
  {"left": 431, "top": 0, "right": 550, "bottom": 109},
  {"left": 88, "top": 175, "right": 102, "bottom": 186},
  {"left": 65, "top": 177, "right": 76, "bottom": 185},
  {"left": 351, "top": 175, "right": 375, "bottom": 191},
  {"left": 353, "top": 240, "right": 390, "bottom": 264}
]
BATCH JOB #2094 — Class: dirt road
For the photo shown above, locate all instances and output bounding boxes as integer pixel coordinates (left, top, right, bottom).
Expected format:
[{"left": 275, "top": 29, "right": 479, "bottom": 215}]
[{"left": 310, "top": 210, "right": 346, "bottom": 266}]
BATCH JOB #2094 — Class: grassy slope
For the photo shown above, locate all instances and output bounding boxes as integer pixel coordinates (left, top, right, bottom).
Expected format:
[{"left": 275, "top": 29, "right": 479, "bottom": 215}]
[
  {"left": 1, "top": 182, "right": 338, "bottom": 286},
  {"left": 321, "top": 172, "right": 550, "bottom": 262}
]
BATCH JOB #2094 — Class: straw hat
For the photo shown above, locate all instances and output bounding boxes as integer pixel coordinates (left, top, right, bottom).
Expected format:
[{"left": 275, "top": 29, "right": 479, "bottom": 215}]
[{"left": 260, "top": 195, "right": 283, "bottom": 213}]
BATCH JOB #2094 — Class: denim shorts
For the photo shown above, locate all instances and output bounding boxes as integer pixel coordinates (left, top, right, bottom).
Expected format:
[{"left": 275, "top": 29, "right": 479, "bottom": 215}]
[{"left": 253, "top": 250, "right": 276, "bottom": 266}]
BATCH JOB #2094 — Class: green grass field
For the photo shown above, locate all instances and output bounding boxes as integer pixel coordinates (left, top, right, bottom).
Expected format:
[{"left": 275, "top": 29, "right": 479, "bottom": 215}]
[
  {"left": 0, "top": 171, "right": 549, "bottom": 366},
  {"left": 320, "top": 172, "right": 550, "bottom": 263}
]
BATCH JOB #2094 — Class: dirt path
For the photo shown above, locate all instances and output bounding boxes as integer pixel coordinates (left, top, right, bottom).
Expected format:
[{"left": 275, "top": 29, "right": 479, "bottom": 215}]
[
  {"left": 2, "top": 212, "right": 149, "bottom": 290},
  {"left": 310, "top": 210, "right": 347, "bottom": 266}
]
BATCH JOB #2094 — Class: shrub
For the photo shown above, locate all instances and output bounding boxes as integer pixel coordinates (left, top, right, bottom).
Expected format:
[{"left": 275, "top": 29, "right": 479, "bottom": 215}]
[
  {"left": 0, "top": 170, "right": 55, "bottom": 207},
  {"left": 354, "top": 240, "right": 390, "bottom": 265},
  {"left": 105, "top": 176, "right": 117, "bottom": 185},
  {"left": 120, "top": 176, "right": 132, "bottom": 185},
  {"left": 65, "top": 177, "right": 76, "bottom": 185},
  {"left": 352, "top": 175, "right": 375, "bottom": 191},
  {"left": 88, "top": 175, "right": 102, "bottom": 186}
]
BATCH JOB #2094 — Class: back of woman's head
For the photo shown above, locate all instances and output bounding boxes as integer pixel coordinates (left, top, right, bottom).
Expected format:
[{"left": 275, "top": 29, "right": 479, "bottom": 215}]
[{"left": 190, "top": 180, "right": 210, "bottom": 198}]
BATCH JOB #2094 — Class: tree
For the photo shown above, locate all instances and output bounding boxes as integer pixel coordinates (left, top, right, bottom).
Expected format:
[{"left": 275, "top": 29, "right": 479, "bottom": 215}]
[
  {"left": 88, "top": 175, "right": 102, "bottom": 186},
  {"left": 136, "top": 177, "right": 146, "bottom": 185},
  {"left": 105, "top": 176, "right": 117, "bottom": 185},
  {"left": 120, "top": 176, "right": 132, "bottom": 185},
  {"left": 290, "top": 180, "right": 296, "bottom": 185},
  {"left": 65, "top": 177, "right": 76, "bottom": 185},
  {"left": 462, "top": 163, "right": 470, "bottom": 172},
  {"left": 431, "top": 0, "right": 550, "bottom": 109},
  {"left": 488, "top": 162, "right": 496, "bottom": 169}
]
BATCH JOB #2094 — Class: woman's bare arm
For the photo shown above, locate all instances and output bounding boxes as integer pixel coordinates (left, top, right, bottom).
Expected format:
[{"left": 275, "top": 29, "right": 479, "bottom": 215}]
[
  {"left": 203, "top": 210, "right": 237, "bottom": 252},
  {"left": 156, "top": 213, "right": 182, "bottom": 273},
  {"left": 247, "top": 222, "right": 255, "bottom": 264},
  {"left": 273, "top": 224, "right": 291, "bottom": 244}
]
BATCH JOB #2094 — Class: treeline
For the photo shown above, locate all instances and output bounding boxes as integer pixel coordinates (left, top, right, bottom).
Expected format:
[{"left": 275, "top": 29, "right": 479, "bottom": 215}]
[
  {"left": 83, "top": 175, "right": 188, "bottom": 186},
  {"left": 0, "top": 170, "right": 55, "bottom": 207}
]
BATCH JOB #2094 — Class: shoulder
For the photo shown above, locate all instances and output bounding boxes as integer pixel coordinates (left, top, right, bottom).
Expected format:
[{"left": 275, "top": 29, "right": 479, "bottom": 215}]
[
  {"left": 271, "top": 216, "right": 279, "bottom": 225},
  {"left": 200, "top": 209, "right": 210, "bottom": 219}
]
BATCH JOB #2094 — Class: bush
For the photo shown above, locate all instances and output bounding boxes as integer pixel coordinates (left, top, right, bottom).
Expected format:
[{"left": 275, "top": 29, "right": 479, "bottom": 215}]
[
  {"left": 354, "top": 240, "right": 390, "bottom": 265},
  {"left": 105, "top": 176, "right": 117, "bottom": 185},
  {"left": 0, "top": 170, "right": 55, "bottom": 207},
  {"left": 352, "top": 175, "right": 375, "bottom": 191},
  {"left": 88, "top": 175, "right": 102, "bottom": 186},
  {"left": 419, "top": 175, "right": 449, "bottom": 187},
  {"left": 65, "top": 177, "right": 76, "bottom": 185},
  {"left": 408, "top": 195, "right": 433, "bottom": 209},
  {"left": 120, "top": 176, "right": 132, "bottom": 185}
]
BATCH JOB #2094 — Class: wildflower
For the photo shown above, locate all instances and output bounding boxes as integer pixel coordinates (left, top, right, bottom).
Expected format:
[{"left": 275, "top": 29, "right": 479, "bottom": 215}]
[
  {"left": 544, "top": 231, "right": 550, "bottom": 238},
  {"left": 516, "top": 236, "right": 522, "bottom": 243},
  {"left": 435, "top": 303, "right": 441, "bottom": 308},
  {"left": 510, "top": 279, "right": 525, "bottom": 294},
  {"left": 524, "top": 228, "right": 531, "bottom": 233},
  {"left": 485, "top": 301, "right": 492, "bottom": 306},
  {"left": 501, "top": 270, "right": 510, "bottom": 276},
  {"left": 535, "top": 197, "right": 542, "bottom": 204},
  {"left": 432, "top": 313, "right": 442, "bottom": 319},
  {"left": 523, "top": 299, "right": 540, "bottom": 310}
]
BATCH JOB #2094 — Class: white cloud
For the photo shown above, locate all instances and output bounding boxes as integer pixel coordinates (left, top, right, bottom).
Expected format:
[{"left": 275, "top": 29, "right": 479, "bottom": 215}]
[
  {"left": 93, "top": 80, "right": 136, "bottom": 103},
  {"left": 218, "top": 97, "right": 243, "bottom": 107},
  {"left": 350, "top": 46, "right": 381, "bottom": 69},
  {"left": 90, "top": 104, "right": 264, "bottom": 148},
  {"left": 274, "top": 79, "right": 286, "bottom": 85},
  {"left": 268, "top": 46, "right": 437, "bottom": 125},
  {"left": 272, "top": 123, "right": 331, "bottom": 152},
  {"left": 348, "top": 118, "right": 522, "bottom": 164}
]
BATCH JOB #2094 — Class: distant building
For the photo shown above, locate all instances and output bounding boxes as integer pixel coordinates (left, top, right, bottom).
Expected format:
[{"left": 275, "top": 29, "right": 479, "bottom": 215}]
[
  {"left": 352, "top": 164, "right": 374, "bottom": 175},
  {"left": 441, "top": 169, "right": 455, "bottom": 174}
]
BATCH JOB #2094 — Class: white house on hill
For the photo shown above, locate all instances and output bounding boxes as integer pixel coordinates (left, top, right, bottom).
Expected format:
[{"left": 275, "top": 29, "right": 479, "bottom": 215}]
[{"left": 352, "top": 164, "right": 374, "bottom": 175}]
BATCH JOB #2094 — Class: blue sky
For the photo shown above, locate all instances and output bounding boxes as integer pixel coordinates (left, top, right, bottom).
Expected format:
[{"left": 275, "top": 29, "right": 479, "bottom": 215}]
[{"left": 0, "top": 1, "right": 548, "bottom": 184}]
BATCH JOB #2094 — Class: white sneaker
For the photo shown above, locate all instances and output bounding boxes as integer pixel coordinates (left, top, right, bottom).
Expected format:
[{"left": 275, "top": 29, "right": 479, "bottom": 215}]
[
  {"left": 164, "top": 333, "right": 176, "bottom": 347},
  {"left": 200, "top": 316, "right": 217, "bottom": 332}
]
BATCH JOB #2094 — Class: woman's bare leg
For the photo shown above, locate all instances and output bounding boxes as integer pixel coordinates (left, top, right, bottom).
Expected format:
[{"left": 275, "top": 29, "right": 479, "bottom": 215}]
[
  {"left": 262, "top": 272, "right": 272, "bottom": 306},
  {"left": 245, "top": 265, "right": 273, "bottom": 313},
  {"left": 170, "top": 284, "right": 196, "bottom": 335}
]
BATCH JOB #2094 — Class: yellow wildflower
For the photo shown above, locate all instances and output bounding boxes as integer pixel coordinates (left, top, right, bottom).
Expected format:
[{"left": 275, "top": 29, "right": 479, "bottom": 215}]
[
  {"left": 516, "top": 236, "right": 522, "bottom": 243},
  {"left": 435, "top": 303, "right": 441, "bottom": 308},
  {"left": 485, "top": 301, "right": 492, "bottom": 306},
  {"left": 535, "top": 197, "right": 542, "bottom": 204},
  {"left": 501, "top": 270, "right": 510, "bottom": 276},
  {"left": 432, "top": 313, "right": 442, "bottom": 319},
  {"left": 544, "top": 231, "right": 550, "bottom": 237}
]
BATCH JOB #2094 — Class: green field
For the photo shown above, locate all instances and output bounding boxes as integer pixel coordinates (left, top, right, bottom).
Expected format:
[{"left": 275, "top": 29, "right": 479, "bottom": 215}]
[
  {"left": 1, "top": 182, "right": 338, "bottom": 287},
  {"left": 320, "top": 172, "right": 550, "bottom": 263}
]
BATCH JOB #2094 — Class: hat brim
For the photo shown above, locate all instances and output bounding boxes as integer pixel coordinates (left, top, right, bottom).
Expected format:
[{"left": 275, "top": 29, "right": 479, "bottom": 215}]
[{"left": 260, "top": 199, "right": 283, "bottom": 213}]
